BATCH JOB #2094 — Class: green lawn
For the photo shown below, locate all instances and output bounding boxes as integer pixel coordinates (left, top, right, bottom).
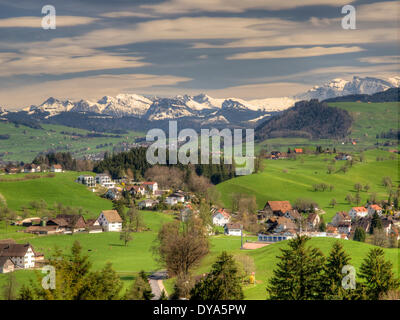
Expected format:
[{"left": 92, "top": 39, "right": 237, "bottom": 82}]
[
  {"left": 217, "top": 149, "right": 398, "bottom": 222},
  {"left": 0, "top": 171, "right": 112, "bottom": 218}
]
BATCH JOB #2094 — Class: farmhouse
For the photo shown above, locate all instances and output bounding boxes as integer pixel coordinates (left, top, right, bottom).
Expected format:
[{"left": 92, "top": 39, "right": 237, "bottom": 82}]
[
  {"left": 332, "top": 211, "right": 351, "bottom": 227},
  {"left": 97, "top": 210, "right": 123, "bottom": 232},
  {"left": 273, "top": 217, "right": 296, "bottom": 233},
  {"left": 0, "top": 243, "right": 35, "bottom": 269},
  {"left": 50, "top": 164, "right": 63, "bottom": 172},
  {"left": 349, "top": 207, "right": 369, "bottom": 220},
  {"left": 212, "top": 208, "right": 231, "bottom": 226},
  {"left": 368, "top": 204, "right": 383, "bottom": 216},
  {"left": 127, "top": 185, "right": 146, "bottom": 197},
  {"left": 224, "top": 223, "right": 242, "bottom": 236},
  {"left": 104, "top": 188, "right": 121, "bottom": 200},
  {"left": 24, "top": 225, "right": 62, "bottom": 235},
  {"left": 262, "top": 201, "right": 293, "bottom": 217},
  {"left": 85, "top": 219, "right": 103, "bottom": 233},
  {"left": 95, "top": 173, "right": 115, "bottom": 188},
  {"left": 76, "top": 175, "right": 95, "bottom": 188},
  {"left": 283, "top": 209, "right": 301, "bottom": 221},
  {"left": 47, "top": 214, "right": 87, "bottom": 233}
]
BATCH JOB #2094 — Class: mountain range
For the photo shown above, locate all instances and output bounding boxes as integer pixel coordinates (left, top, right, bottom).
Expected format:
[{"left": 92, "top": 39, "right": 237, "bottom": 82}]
[{"left": 0, "top": 75, "right": 398, "bottom": 132}]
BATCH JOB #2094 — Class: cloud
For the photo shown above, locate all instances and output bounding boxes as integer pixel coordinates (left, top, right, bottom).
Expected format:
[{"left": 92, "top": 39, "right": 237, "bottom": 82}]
[
  {"left": 1, "top": 73, "right": 192, "bottom": 109},
  {"left": 0, "top": 16, "right": 98, "bottom": 28},
  {"left": 358, "top": 56, "right": 399, "bottom": 64},
  {"left": 205, "top": 82, "right": 311, "bottom": 99},
  {"left": 0, "top": 51, "right": 150, "bottom": 76},
  {"left": 226, "top": 46, "right": 365, "bottom": 60},
  {"left": 99, "top": 11, "right": 158, "bottom": 18},
  {"left": 357, "top": 1, "right": 399, "bottom": 22},
  {"left": 141, "top": 0, "right": 356, "bottom": 14}
]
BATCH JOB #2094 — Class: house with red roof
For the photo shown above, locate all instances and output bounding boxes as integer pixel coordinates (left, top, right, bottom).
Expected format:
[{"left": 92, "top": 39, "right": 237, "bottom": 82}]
[
  {"left": 368, "top": 204, "right": 383, "bottom": 216},
  {"left": 212, "top": 208, "right": 231, "bottom": 226},
  {"left": 349, "top": 207, "right": 369, "bottom": 220}
]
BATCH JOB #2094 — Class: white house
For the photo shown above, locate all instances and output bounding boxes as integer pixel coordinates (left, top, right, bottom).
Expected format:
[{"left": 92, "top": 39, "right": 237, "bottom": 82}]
[
  {"left": 97, "top": 210, "right": 123, "bottom": 232},
  {"left": 24, "top": 164, "right": 41, "bottom": 173},
  {"left": 165, "top": 192, "right": 185, "bottom": 205},
  {"left": 212, "top": 209, "right": 231, "bottom": 226},
  {"left": 76, "top": 175, "right": 95, "bottom": 187},
  {"left": 0, "top": 243, "right": 36, "bottom": 269},
  {"left": 224, "top": 223, "right": 242, "bottom": 236},
  {"left": 139, "top": 199, "right": 158, "bottom": 209},
  {"left": 348, "top": 207, "right": 368, "bottom": 220},
  {"left": 95, "top": 174, "right": 115, "bottom": 188},
  {"left": 368, "top": 204, "right": 383, "bottom": 216},
  {"left": 142, "top": 182, "right": 158, "bottom": 194},
  {"left": 50, "top": 164, "right": 63, "bottom": 172}
]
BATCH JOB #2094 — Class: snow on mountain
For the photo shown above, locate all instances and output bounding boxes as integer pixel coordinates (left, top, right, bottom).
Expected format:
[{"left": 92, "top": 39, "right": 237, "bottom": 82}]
[
  {"left": 201, "top": 115, "right": 229, "bottom": 125},
  {"left": 98, "top": 94, "right": 153, "bottom": 117},
  {"left": 296, "top": 76, "right": 398, "bottom": 100},
  {"left": 144, "top": 97, "right": 197, "bottom": 120},
  {"left": 24, "top": 97, "right": 76, "bottom": 117}
]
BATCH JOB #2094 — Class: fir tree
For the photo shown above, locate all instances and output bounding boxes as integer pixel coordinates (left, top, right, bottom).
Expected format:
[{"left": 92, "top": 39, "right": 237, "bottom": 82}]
[
  {"left": 353, "top": 227, "right": 366, "bottom": 242},
  {"left": 370, "top": 212, "right": 382, "bottom": 235},
  {"left": 125, "top": 271, "right": 154, "bottom": 300},
  {"left": 190, "top": 251, "right": 244, "bottom": 300},
  {"left": 267, "top": 235, "right": 325, "bottom": 300},
  {"left": 359, "top": 248, "right": 399, "bottom": 299}
]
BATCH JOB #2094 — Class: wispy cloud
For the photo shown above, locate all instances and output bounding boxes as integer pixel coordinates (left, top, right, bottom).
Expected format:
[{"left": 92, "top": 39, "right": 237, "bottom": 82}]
[
  {"left": 0, "top": 16, "right": 98, "bottom": 28},
  {"left": 226, "top": 46, "right": 365, "bottom": 60}
]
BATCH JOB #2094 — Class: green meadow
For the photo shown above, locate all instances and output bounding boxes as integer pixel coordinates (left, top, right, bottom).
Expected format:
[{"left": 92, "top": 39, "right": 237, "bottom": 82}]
[
  {"left": 0, "top": 171, "right": 112, "bottom": 218},
  {"left": 217, "top": 149, "right": 398, "bottom": 221},
  {"left": 0, "top": 122, "right": 144, "bottom": 162}
]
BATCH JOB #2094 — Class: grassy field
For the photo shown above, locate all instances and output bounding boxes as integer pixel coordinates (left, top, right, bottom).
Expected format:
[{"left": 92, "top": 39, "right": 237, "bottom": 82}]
[
  {"left": 0, "top": 122, "right": 144, "bottom": 162},
  {"left": 217, "top": 149, "right": 398, "bottom": 222},
  {"left": 0, "top": 171, "right": 112, "bottom": 218}
]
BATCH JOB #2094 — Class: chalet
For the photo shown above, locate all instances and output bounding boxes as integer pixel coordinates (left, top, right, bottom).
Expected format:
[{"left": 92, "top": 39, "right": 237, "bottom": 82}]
[
  {"left": 0, "top": 257, "right": 15, "bottom": 273},
  {"left": 368, "top": 204, "right": 383, "bottom": 216},
  {"left": 142, "top": 181, "right": 158, "bottom": 194},
  {"left": 138, "top": 199, "right": 158, "bottom": 209},
  {"left": 349, "top": 207, "right": 369, "bottom": 220},
  {"left": 97, "top": 210, "right": 123, "bottom": 232},
  {"left": 0, "top": 243, "right": 35, "bottom": 269},
  {"left": 95, "top": 174, "right": 115, "bottom": 188},
  {"left": 307, "top": 213, "right": 320, "bottom": 230},
  {"left": 165, "top": 192, "right": 185, "bottom": 205},
  {"left": 76, "top": 175, "right": 95, "bottom": 188},
  {"left": 224, "top": 223, "right": 242, "bottom": 236},
  {"left": 262, "top": 201, "right": 293, "bottom": 217},
  {"left": 212, "top": 208, "right": 231, "bottom": 226},
  {"left": 23, "top": 163, "right": 41, "bottom": 173},
  {"left": 50, "top": 164, "right": 62, "bottom": 172},
  {"left": 47, "top": 214, "right": 87, "bottom": 233},
  {"left": 332, "top": 211, "right": 351, "bottom": 227}
]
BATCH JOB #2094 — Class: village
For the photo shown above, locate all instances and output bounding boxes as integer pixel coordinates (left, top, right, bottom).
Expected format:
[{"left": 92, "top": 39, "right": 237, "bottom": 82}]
[{"left": 1, "top": 154, "right": 399, "bottom": 275}]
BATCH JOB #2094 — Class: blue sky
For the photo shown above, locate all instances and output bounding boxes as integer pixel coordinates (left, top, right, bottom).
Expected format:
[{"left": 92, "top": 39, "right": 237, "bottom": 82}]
[{"left": 0, "top": 0, "right": 398, "bottom": 108}]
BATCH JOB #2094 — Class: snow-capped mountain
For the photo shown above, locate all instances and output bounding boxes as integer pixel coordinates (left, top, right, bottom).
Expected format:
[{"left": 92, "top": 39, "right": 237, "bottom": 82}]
[
  {"left": 296, "top": 76, "right": 399, "bottom": 100},
  {"left": 7, "top": 75, "right": 398, "bottom": 124}
]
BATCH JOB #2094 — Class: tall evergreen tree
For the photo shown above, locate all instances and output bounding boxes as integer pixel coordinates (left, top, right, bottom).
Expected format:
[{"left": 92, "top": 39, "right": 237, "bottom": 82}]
[
  {"left": 190, "top": 251, "right": 244, "bottom": 300},
  {"left": 370, "top": 212, "right": 382, "bottom": 235},
  {"left": 359, "top": 248, "right": 399, "bottom": 299},
  {"left": 267, "top": 235, "right": 325, "bottom": 300},
  {"left": 353, "top": 227, "right": 366, "bottom": 242},
  {"left": 125, "top": 271, "right": 154, "bottom": 300},
  {"left": 323, "top": 242, "right": 352, "bottom": 299}
]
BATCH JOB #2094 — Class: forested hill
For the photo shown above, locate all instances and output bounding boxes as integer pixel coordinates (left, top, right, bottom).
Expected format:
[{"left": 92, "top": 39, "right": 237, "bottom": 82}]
[
  {"left": 323, "top": 87, "right": 399, "bottom": 103},
  {"left": 255, "top": 99, "right": 353, "bottom": 141}
]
